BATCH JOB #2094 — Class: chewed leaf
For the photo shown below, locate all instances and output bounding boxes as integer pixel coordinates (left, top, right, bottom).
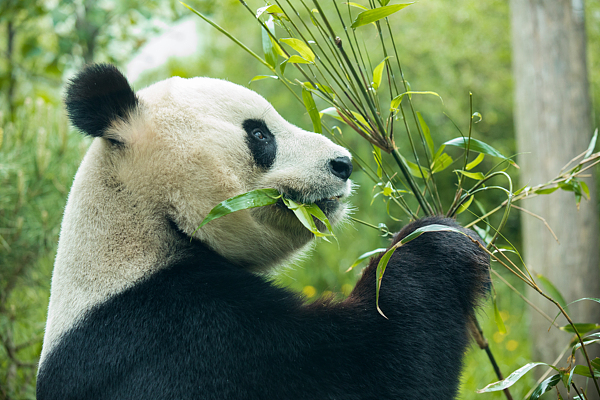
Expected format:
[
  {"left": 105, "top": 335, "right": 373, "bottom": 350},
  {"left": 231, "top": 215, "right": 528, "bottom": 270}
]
[
  {"left": 350, "top": 3, "right": 414, "bottom": 29},
  {"left": 280, "top": 38, "right": 315, "bottom": 62},
  {"left": 281, "top": 198, "right": 334, "bottom": 238},
  {"left": 194, "top": 188, "right": 281, "bottom": 234},
  {"left": 477, "top": 362, "right": 551, "bottom": 393}
]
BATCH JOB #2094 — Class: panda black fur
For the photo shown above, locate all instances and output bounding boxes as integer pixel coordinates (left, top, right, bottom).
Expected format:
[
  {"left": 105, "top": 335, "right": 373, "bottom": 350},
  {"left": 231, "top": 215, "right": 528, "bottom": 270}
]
[{"left": 37, "top": 64, "right": 489, "bottom": 400}]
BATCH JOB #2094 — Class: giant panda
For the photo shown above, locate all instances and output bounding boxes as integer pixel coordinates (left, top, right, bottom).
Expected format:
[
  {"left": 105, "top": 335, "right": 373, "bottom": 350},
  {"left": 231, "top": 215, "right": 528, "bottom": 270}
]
[{"left": 37, "top": 63, "right": 489, "bottom": 400}]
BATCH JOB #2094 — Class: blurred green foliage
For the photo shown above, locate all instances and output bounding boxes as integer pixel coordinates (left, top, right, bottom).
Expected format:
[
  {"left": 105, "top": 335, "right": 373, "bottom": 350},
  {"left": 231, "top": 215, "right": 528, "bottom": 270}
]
[{"left": 1, "top": 0, "right": 600, "bottom": 398}]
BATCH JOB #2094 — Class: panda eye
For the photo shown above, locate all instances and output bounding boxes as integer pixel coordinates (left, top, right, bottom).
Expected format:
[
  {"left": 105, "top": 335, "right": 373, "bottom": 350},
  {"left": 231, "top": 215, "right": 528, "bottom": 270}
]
[{"left": 252, "top": 128, "right": 265, "bottom": 140}]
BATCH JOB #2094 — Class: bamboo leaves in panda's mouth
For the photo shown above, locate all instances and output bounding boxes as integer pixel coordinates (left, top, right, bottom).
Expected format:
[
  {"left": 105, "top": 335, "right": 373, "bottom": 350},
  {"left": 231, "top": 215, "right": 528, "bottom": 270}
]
[{"left": 192, "top": 188, "right": 335, "bottom": 239}]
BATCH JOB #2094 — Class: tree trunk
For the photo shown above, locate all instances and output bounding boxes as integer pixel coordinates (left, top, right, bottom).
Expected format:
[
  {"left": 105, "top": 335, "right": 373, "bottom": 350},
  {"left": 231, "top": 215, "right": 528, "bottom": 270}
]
[{"left": 510, "top": 0, "right": 600, "bottom": 397}]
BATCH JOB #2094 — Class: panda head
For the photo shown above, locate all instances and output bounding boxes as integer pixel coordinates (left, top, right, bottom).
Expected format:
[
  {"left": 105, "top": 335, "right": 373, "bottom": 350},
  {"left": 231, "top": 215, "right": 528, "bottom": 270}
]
[{"left": 65, "top": 64, "right": 352, "bottom": 270}]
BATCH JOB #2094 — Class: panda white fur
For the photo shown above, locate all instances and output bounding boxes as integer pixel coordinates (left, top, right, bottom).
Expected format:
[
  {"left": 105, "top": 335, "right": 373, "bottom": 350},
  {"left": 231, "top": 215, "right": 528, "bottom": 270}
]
[{"left": 37, "top": 64, "right": 489, "bottom": 400}]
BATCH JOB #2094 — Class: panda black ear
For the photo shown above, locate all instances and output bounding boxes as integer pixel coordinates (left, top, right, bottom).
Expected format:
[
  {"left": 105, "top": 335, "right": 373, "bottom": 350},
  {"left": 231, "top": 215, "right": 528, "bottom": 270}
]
[{"left": 65, "top": 63, "right": 138, "bottom": 142}]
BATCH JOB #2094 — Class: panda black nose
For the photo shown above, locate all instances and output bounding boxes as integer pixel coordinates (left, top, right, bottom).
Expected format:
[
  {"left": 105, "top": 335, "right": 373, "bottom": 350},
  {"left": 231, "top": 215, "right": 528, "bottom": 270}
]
[{"left": 328, "top": 156, "right": 353, "bottom": 181}]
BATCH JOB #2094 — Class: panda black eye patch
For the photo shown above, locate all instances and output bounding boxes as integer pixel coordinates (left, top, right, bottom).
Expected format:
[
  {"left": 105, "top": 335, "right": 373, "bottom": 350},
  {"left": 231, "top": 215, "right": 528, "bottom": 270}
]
[{"left": 243, "top": 119, "right": 277, "bottom": 169}]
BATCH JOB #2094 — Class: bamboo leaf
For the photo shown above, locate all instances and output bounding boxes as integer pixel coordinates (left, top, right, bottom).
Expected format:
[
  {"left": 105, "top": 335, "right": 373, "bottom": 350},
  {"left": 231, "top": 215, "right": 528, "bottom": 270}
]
[
  {"left": 375, "top": 246, "right": 396, "bottom": 318},
  {"left": 346, "top": 248, "right": 387, "bottom": 272},
  {"left": 249, "top": 75, "right": 278, "bottom": 84},
  {"left": 416, "top": 112, "right": 434, "bottom": 156},
  {"left": 372, "top": 57, "right": 390, "bottom": 91},
  {"left": 537, "top": 274, "right": 570, "bottom": 315},
  {"left": 466, "top": 153, "right": 484, "bottom": 170},
  {"left": 477, "top": 363, "right": 551, "bottom": 393},
  {"left": 256, "top": 4, "right": 286, "bottom": 19},
  {"left": 492, "top": 293, "right": 507, "bottom": 334},
  {"left": 455, "top": 170, "right": 485, "bottom": 180},
  {"left": 431, "top": 153, "right": 453, "bottom": 174},
  {"left": 390, "top": 91, "right": 443, "bottom": 110},
  {"left": 456, "top": 195, "right": 474, "bottom": 215},
  {"left": 350, "top": 3, "right": 414, "bottom": 29},
  {"left": 302, "top": 87, "right": 322, "bottom": 134},
  {"left": 535, "top": 187, "right": 559, "bottom": 195},
  {"left": 262, "top": 17, "right": 278, "bottom": 69},
  {"left": 560, "top": 323, "right": 600, "bottom": 334},
  {"left": 584, "top": 128, "right": 598, "bottom": 159},
  {"left": 304, "top": 203, "right": 333, "bottom": 233},
  {"left": 344, "top": 2, "right": 368, "bottom": 10},
  {"left": 280, "top": 38, "right": 315, "bottom": 62},
  {"left": 528, "top": 374, "right": 561, "bottom": 400},
  {"left": 572, "top": 365, "right": 600, "bottom": 379},
  {"left": 444, "top": 137, "right": 514, "bottom": 165},
  {"left": 286, "top": 55, "right": 312, "bottom": 64},
  {"left": 193, "top": 188, "right": 281, "bottom": 234}
]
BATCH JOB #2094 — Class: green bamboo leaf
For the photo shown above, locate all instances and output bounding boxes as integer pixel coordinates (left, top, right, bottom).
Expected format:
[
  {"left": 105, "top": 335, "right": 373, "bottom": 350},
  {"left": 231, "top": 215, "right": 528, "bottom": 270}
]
[
  {"left": 344, "top": 2, "right": 368, "bottom": 10},
  {"left": 466, "top": 153, "right": 484, "bottom": 170},
  {"left": 456, "top": 195, "right": 474, "bottom": 215},
  {"left": 346, "top": 248, "right": 387, "bottom": 272},
  {"left": 572, "top": 365, "right": 600, "bottom": 379},
  {"left": 399, "top": 224, "right": 463, "bottom": 245},
  {"left": 304, "top": 203, "right": 333, "bottom": 233},
  {"left": 390, "top": 91, "right": 443, "bottom": 110},
  {"left": 280, "top": 38, "right": 315, "bottom": 62},
  {"left": 444, "top": 137, "right": 514, "bottom": 165},
  {"left": 262, "top": 17, "right": 278, "bottom": 69},
  {"left": 399, "top": 153, "right": 430, "bottom": 179},
  {"left": 375, "top": 224, "right": 463, "bottom": 318},
  {"left": 256, "top": 4, "right": 286, "bottom": 19},
  {"left": 378, "top": 0, "right": 391, "bottom": 5},
  {"left": 431, "top": 153, "right": 453, "bottom": 174},
  {"left": 320, "top": 107, "right": 371, "bottom": 136},
  {"left": 535, "top": 187, "right": 559, "bottom": 195},
  {"left": 373, "top": 146, "right": 383, "bottom": 178},
  {"left": 528, "top": 374, "right": 561, "bottom": 400},
  {"left": 302, "top": 87, "right": 322, "bottom": 134},
  {"left": 282, "top": 198, "right": 329, "bottom": 237},
  {"left": 455, "top": 170, "right": 485, "bottom": 180},
  {"left": 249, "top": 75, "right": 279, "bottom": 84},
  {"left": 477, "top": 363, "right": 551, "bottom": 393},
  {"left": 375, "top": 246, "right": 396, "bottom": 318},
  {"left": 581, "top": 180, "right": 590, "bottom": 199},
  {"left": 193, "top": 188, "right": 281, "bottom": 234},
  {"left": 560, "top": 323, "right": 600, "bottom": 334},
  {"left": 492, "top": 293, "right": 507, "bottom": 334},
  {"left": 286, "top": 55, "right": 312, "bottom": 64},
  {"left": 416, "top": 112, "right": 434, "bottom": 156},
  {"left": 372, "top": 57, "right": 390, "bottom": 91},
  {"left": 537, "top": 274, "right": 570, "bottom": 315},
  {"left": 584, "top": 128, "right": 598, "bottom": 159},
  {"left": 350, "top": 3, "right": 414, "bottom": 29}
]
